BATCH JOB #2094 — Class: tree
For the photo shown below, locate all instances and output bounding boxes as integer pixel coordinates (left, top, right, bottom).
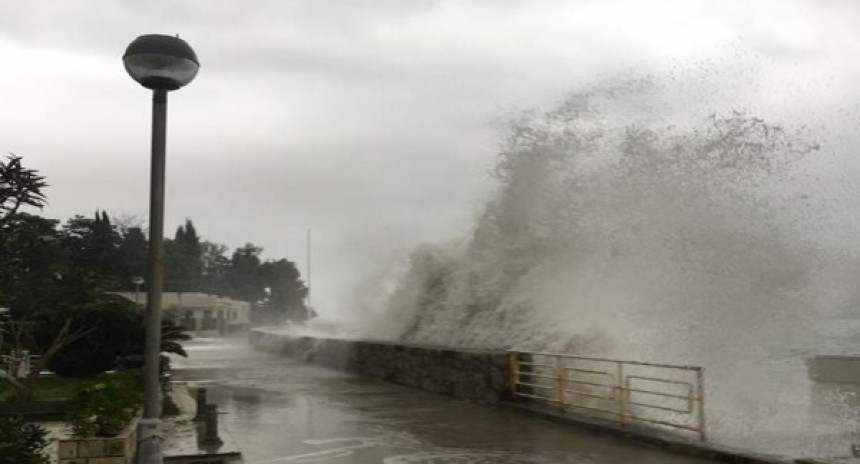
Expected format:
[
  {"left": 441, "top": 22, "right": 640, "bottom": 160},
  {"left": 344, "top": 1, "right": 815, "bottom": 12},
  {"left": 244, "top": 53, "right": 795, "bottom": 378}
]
[
  {"left": 157, "top": 320, "right": 192, "bottom": 357},
  {"left": 261, "top": 259, "right": 308, "bottom": 321},
  {"left": 165, "top": 219, "right": 203, "bottom": 291},
  {"left": 0, "top": 214, "right": 66, "bottom": 319},
  {"left": 35, "top": 294, "right": 139, "bottom": 377},
  {"left": 0, "top": 158, "right": 196, "bottom": 383},
  {"left": 115, "top": 317, "right": 192, "bottom": 370},
  {"left": 60, "top": 212, "right": 121, "bottom": 288},
  {"left": 200, "top": 241, "right": 231, "bottom": 295},
  {"left": 0, "top": 416, "right": 49, "bottom": 464},
  {"left": 0, "top": 154, "right": 47, "bottom": 227},
  {"left": 9, "top": 319, "right": 94, "bottom": 401},
  {"left": 0, "top": 155, "right": 55, "bottom": 317},
  {"left": 228, "top": 243, "right": 266, "bottom": 303},
  {"left": 116, "top": 226, "right": 148, "bottom": 289}
]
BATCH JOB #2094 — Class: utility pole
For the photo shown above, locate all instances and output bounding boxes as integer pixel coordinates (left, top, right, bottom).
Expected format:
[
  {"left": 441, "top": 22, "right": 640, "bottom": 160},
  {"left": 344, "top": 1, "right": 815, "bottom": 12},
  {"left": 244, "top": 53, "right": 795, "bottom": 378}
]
[{"left": 306, "top": 228, "right": 312, "bottom": 322}]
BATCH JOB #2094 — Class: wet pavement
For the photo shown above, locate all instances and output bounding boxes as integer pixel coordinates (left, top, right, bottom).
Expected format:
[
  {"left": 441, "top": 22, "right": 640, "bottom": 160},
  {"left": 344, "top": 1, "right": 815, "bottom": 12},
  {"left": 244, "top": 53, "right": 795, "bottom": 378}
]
[
  {"left": 162, "top": 382, "right": 242, "bottom": 462},
  {"left": 173, "top": 337, "right": 718, "bottom": 464}
]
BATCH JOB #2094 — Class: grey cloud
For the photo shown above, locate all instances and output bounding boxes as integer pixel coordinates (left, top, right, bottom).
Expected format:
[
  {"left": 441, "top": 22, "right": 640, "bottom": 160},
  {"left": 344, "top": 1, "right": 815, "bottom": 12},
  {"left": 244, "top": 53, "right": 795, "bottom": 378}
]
[{"left": 0, "top": 0, "right": 855, "bottom": 315}]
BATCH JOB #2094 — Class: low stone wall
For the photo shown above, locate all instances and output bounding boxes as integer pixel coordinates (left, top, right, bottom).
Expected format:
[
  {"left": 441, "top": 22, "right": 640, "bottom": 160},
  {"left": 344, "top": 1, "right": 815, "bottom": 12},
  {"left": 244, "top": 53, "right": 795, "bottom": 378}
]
[
  {"left": 249, "top": 330, "right": 512, "bottom": 404},
  {"left": 57, "top": 417, "right": 138, "bottom": 464}
]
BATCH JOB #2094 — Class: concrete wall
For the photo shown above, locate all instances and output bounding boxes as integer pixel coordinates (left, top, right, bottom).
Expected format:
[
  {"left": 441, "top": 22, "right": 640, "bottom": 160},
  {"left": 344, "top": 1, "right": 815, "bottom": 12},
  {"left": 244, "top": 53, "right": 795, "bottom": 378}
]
[{"left": 249, "top": 330, "right": 512, "bottom": 404}]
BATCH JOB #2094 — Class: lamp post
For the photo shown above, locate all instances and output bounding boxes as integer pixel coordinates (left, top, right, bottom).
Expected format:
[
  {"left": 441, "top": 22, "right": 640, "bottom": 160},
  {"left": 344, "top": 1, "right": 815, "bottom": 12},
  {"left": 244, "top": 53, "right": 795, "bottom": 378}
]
[
  {"left": 123, "top": 34, "right": 199, "bottom": 464},
  {"left": 131, "top": 275, "right": 144, "bottom": 305}
]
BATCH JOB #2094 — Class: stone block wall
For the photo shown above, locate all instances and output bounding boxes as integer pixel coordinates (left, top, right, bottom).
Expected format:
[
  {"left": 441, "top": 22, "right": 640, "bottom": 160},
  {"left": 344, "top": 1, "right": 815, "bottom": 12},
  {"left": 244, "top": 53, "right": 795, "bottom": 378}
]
[
  {"left": 57, "top": 418, "right": 138, "bottom": 464},
  {"left": 249, "top": 330, "right": 512, "bottom": 404}
]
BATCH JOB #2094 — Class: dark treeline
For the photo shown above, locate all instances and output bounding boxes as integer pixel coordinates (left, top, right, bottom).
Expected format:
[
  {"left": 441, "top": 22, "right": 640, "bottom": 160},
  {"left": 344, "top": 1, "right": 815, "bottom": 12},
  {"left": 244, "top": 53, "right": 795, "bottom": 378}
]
[
  {"left": 0, "top": 154, "right": 308, "bottom": 378},
  {"left": 0, "top": 154, "right": 308, "bottom": 326},
  {"left": 2, "top": 211, "right": 309, "bottom": 323}
]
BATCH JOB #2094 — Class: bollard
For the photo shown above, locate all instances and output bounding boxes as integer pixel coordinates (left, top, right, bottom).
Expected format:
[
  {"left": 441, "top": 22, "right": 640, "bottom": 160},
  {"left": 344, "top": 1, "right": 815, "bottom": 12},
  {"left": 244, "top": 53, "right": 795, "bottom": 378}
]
[
  {"left": 202, "top": 404, "right": 223, "bottom": 446},
  {"left": 193, "top": 388, "right": 207, "bottom": 421}
]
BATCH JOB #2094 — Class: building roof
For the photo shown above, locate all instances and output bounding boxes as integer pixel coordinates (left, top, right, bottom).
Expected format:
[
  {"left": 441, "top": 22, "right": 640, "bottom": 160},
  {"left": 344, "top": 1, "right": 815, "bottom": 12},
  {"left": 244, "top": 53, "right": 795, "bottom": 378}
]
[{"left": 111, "top": 292, "right": 250, "bottom": 311}]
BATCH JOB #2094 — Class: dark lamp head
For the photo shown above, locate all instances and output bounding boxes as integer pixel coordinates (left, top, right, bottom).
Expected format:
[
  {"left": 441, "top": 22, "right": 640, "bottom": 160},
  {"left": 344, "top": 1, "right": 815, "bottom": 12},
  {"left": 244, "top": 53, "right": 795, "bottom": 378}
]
[{"left": 123, "top": 34, "right": 199, "bottom": 90}]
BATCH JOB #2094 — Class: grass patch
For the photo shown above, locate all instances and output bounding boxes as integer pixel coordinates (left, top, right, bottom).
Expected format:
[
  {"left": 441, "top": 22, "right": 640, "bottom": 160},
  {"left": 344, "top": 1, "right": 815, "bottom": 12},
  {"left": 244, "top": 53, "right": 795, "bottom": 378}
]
[{"left": 0, "top": 376, "right": 91, "bottom": 402}]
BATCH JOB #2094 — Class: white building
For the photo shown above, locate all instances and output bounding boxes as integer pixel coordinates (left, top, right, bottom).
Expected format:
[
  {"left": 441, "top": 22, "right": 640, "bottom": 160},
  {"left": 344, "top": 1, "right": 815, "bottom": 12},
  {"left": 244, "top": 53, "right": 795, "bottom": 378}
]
[{"left": 113, "top": 292, "right": 251, "bottom": 336}]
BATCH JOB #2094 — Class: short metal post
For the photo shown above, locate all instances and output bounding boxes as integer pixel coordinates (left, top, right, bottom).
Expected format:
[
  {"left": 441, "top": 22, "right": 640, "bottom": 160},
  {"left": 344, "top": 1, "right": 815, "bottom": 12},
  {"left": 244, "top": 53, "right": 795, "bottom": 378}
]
[
  {"left": 202, "top": 404, "right": 223, "bottom": 446},
  {"left": 193, "top": 388, "right": 207, "bottom": 421},
  {"left": 509, "top": 352, "right": 519, "bottom": 398},
  {"left": 555, "top": 357, "right": 565, "bottom": 408}
]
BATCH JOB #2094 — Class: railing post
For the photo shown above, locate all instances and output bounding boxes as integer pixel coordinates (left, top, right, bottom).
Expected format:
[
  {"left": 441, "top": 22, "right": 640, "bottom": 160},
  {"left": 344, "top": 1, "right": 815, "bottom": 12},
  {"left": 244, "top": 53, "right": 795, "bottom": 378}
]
[
  {"left": 555, "top": 356, "right": 565, "bottom": 408},
  {"left": 509, "top": 352, "right": 519, "bottom": 398},
  {"left": 696, "top": 368, "right": 707, "bottom": 442},
  {"left": 617, "top": 362, "right": 626, "bottom": 427}
]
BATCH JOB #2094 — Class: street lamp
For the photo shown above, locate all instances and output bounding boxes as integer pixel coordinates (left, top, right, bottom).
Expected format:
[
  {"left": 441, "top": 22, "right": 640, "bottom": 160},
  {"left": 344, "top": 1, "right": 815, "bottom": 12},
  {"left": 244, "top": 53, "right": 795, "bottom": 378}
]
[
  {"left": 131, "top": 276, "right": 144, "bottom": 304},
  {"left": 123, "top": 34, "right": 199, "bottom": 464}
]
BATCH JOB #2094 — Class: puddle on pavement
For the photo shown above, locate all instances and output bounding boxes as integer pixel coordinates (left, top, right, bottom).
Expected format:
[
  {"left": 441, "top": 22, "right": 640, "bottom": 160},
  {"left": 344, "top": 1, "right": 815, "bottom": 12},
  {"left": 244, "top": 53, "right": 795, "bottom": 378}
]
[
  {"left": 183, "top": 375, "right": 709, "bottom": 464},
  {"left": 174, "top": 339, "right": 714, "bottom": 463}
]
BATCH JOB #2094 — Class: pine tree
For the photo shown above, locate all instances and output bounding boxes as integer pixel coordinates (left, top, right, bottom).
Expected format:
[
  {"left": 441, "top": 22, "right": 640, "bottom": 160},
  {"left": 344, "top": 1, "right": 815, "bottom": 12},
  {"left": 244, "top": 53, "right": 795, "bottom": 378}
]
[
  {"left": 165, "top": 219, "right": 204, "bottom": 292},
  {"left": 60, "top": 211, "right": 120, "bottom": 288},
  {"left": 261, "top": 259, "right": 308, "bottom": 321},
  {"left": 117, "top": 227, "right": 148, "bottom": 290},
  {"left": 227, "top": 243, "right": 266, "bottom": 303}
]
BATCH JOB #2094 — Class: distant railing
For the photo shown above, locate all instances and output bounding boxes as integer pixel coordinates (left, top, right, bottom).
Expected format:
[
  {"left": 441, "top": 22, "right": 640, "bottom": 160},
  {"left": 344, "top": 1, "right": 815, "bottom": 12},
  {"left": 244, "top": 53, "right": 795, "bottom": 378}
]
[
  {"left": 508, "top": 351, "right": 706, "bottom": 442},
  {"left": 1, "top": 353, "right": 40, "bottom": 378}
]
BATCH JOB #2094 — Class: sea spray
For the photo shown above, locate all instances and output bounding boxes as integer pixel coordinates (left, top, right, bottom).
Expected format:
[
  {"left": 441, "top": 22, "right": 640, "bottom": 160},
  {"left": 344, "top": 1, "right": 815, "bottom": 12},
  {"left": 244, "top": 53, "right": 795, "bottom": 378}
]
[
  {"left": 361, "top": 73, "right": 848, "bottom": 455},
  {"left": 374, "top": 78, "right": 818, "bottom": 353}
]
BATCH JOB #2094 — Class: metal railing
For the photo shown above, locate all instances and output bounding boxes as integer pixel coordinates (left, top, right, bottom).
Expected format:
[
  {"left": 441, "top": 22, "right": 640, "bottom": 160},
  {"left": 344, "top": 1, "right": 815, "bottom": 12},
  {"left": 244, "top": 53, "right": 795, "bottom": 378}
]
[
  {"left": 508, "top": 351, "right": 706, "bottom": 442},
  {"left": 1, "top": 353, "right": 41, "bottom": 378}
]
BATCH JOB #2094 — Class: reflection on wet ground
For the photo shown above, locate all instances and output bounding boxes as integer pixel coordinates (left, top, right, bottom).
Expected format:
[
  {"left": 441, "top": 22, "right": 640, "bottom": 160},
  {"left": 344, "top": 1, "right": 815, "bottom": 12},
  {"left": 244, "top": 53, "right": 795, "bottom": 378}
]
[{"left": 174, "top": 338, "right": 713, "bottom": 464}]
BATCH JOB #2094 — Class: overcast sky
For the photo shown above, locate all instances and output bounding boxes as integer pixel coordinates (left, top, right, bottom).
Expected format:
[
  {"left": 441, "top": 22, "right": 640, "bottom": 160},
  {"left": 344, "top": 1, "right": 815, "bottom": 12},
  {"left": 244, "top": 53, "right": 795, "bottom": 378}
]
[{"left": 0, "top": 0, "right": 857, "bottom": 317}]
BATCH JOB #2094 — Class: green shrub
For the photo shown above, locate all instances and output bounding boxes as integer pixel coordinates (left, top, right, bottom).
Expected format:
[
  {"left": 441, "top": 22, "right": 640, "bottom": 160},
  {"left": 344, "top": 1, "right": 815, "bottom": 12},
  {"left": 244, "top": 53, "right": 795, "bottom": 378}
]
[
  {"left": 67, "top": 369, "right": 142, "bottom": 437},
  {"left": 0, "top": 416, "right": 49, "bottom": 464},
  {"left": 42, "top": 295, "right": 191, "bottom": 378},
  {"left": 49, "top": 344, "right": 119, "bottom": 377},
  {"left": 37, "top": 294, "right": 140, "bottom": 377}
]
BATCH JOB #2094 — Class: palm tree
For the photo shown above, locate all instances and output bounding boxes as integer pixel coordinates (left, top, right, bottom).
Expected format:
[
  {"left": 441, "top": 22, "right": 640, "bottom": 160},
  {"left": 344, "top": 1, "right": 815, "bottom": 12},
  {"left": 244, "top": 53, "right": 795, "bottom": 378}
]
[
  {"left": 115, "top": 317, "right": 192, "bottom": 370},
  {"left": 159, "top": 320, "right": 191, "bottom": 358}
]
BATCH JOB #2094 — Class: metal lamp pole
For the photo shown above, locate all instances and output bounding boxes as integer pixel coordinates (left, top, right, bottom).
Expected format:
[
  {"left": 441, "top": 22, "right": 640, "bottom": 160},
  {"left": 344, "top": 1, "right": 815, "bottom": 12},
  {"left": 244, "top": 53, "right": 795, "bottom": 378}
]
[
  {"left": 142, "top": 85, "right": 167, "bottom": 443},
  {"left": 123, "top": 34, "right": 200, "bottom": 464}
]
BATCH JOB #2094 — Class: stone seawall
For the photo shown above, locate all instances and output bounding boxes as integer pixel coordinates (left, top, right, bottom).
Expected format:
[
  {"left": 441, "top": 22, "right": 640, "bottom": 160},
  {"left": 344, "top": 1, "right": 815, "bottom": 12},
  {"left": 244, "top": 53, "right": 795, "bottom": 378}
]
[
  {"left": 249, "top": 329, "right": 512, "bottom": 404},
  {"left": 248, "top": 330, "right": 801, "bottom": 464}
]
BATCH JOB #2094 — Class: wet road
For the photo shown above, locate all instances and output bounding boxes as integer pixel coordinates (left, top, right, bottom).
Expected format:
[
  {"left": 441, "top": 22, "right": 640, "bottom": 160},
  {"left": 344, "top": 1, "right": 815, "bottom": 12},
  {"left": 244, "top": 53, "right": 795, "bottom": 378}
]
[{"left": 173, "top": 338, "right": 716, "bottom": 464}]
